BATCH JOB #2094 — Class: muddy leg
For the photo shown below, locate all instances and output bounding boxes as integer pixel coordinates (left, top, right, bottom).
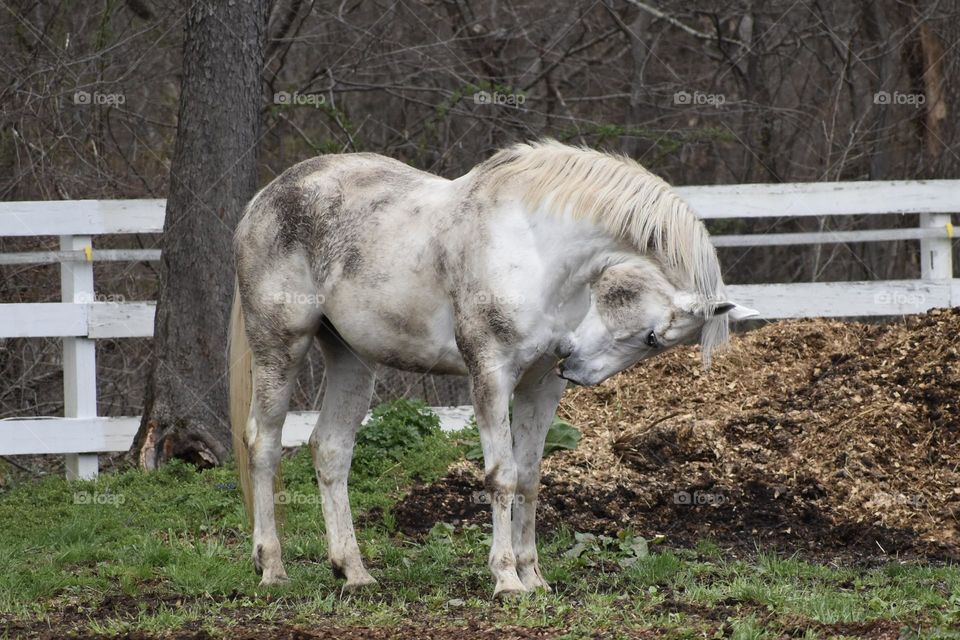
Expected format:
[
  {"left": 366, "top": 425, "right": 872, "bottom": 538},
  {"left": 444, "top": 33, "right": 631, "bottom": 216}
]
[
  {"left": 248, "top": 334, "right": 313, "bottom": 585},
  {"left": 471, "top": 367, "right": 526, "bottom": 597},
  {"left": 310, "top": 332, "right": 377, "bottom": 590},
  {"left": 511, "top": 370, "right": 567, "bottom": 591}
]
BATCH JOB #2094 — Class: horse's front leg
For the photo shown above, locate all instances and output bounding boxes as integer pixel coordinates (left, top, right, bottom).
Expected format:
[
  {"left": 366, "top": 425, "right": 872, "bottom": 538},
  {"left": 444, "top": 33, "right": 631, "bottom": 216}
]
[
  {"left": 511, "top": 367, "right": 567, "bottom": 591},
  {"left": 471, "top": 366, "right": 526, "bottom": 597}
]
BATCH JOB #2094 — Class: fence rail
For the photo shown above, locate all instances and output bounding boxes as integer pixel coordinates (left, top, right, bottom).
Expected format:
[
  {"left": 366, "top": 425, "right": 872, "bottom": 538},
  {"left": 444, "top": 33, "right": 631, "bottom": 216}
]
[{"left": 1, "top": 179, "right": 957, "bottom": 478}]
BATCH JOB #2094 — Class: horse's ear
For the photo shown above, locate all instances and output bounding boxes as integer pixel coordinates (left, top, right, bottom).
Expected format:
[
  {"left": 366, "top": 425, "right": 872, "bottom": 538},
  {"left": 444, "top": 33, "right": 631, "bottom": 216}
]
[
  {"left": 726, "top": 302, "right": 760, "bottom": 320},
  {"left": 710, "top": 301, "right": 760, "bottom": 319},
  {"left": 676, "top": 296, "right": 758, "bottom": 319}
]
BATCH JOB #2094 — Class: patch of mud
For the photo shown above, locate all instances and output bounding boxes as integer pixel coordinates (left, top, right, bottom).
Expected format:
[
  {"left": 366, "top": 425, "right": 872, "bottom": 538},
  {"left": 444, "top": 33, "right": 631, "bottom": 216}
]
[{"left": 393, "top": 467, "right": 956, "bottom": 563}]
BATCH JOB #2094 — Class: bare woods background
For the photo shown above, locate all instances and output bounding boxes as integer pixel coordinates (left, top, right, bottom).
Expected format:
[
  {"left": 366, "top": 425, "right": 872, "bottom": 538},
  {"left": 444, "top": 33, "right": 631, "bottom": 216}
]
[{"left": 1, "top": 0, "right": 958, "bottom": 423}]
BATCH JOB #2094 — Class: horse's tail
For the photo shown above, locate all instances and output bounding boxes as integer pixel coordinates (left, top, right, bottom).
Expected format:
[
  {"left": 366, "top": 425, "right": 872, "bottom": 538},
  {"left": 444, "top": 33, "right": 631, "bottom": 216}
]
[{"left": 228, "top": 279, "right": 255, "bottom": 522}]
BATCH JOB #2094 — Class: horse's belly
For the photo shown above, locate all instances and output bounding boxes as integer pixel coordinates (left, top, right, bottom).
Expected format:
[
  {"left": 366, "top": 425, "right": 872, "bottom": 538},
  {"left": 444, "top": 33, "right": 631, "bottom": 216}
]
[
  {"left": 323, "top": 294, "right": 468, "bottom": 376},
  {"left": 350, "top": 327, "right": 469, "bottom": 376},
  {"left": 379, "top": 342, "right": 469, "bottom": 375}
]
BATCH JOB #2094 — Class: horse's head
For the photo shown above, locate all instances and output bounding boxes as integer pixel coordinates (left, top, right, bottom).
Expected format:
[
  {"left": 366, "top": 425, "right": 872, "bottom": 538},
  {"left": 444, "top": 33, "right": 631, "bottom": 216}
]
[{"left": 555, "top": 257, "right": 755, "bottom": 386}]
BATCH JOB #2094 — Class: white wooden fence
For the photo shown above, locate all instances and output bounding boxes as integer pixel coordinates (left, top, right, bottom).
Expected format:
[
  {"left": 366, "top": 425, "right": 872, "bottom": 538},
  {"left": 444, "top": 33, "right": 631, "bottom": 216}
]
[{"left": 1, "top": 180, "right": 957, "bottom": 478}]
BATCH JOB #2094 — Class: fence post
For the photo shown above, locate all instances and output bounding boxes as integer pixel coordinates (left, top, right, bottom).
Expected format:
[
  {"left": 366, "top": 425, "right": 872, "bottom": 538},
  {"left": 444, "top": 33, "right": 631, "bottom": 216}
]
[
  {"left": 919, "top": 213, "right": 953, "bottom": 280},
  {"left": 60, "top": 235, "right": 99, "bottom": 480}
]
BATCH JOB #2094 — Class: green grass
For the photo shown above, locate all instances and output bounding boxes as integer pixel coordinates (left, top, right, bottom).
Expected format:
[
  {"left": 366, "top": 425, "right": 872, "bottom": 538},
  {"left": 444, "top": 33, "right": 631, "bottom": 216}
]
[{"left": 1, "top": 400, "right": 958, "bottom": 637}]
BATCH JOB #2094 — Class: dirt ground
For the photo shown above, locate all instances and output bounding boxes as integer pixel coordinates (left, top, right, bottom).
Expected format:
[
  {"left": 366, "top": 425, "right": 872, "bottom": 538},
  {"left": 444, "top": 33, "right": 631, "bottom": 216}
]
[
  {"left": 5, "top": 594, "right": 910, "bottom": 640},
  {"left": 8, "top": 621, "right": 910, "bottom": 640},
  {"left": 9, "top": 619, "right": 564, "bottom": 640},
  {"left": 395, "top": 309, "right": 960, "bottom": 563}
]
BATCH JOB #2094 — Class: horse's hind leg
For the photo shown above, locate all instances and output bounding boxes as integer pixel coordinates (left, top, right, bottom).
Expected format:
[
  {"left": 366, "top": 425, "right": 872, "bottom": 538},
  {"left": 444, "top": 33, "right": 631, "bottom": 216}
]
[
  {"left": 244, "top": 299, "right": 317, "bottom": 585},
  {"left": 310, "top": 327, "right": 377, "bottom": 590}
]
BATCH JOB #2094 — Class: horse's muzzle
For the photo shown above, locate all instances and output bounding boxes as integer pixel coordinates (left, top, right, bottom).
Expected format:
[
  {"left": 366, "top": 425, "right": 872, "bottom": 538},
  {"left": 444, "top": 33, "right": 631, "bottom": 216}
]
[{"left": 555, "top": 361, "right": 583, "bottom": 386}]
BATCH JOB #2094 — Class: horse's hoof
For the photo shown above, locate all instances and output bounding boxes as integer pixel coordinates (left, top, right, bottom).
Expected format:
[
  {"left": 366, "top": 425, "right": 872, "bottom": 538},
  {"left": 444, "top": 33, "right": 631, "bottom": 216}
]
[
  {"left": 259, "top": 572, "right": 290, "bottom": 586},
  {"left": 519, "top": 570, "right": 552, "bottom": 592},
  {"left": 494, "top": 587, "right": 526, "bottom": 601},
  {"left": 343, "top": 575, "right": 378, "bottom": 593},
  {"left": 526, "top": 580, "right": 552, "bottom": 593},
  {"left": 493, "top": 575, "right": 528, "bottom": 600}
]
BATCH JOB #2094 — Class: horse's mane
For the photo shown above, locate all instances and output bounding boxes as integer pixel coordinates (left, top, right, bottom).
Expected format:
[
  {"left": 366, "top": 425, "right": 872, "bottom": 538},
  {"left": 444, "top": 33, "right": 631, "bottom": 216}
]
[{"left": 477, "top": 139, "right": 729, "bottom": 364}]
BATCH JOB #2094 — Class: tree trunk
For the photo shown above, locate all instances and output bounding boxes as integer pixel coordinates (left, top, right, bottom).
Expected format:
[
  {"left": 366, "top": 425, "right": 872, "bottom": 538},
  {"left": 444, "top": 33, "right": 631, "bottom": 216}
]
[
  {"left": 622, "top": 7, "right": 652, "bottom": 158},
  {"left": 916, "top": 1, "right": 959, "bottom": 179},
  {"left": 134, "top": 0, "right": 270, "bottom": 469}
]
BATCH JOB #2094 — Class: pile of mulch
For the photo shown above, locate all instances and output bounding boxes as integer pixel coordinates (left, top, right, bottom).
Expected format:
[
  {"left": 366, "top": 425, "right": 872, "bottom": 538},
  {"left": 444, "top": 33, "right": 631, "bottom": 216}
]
[{"left": 394, "top": 309, "right": 960, "bottom": 561}]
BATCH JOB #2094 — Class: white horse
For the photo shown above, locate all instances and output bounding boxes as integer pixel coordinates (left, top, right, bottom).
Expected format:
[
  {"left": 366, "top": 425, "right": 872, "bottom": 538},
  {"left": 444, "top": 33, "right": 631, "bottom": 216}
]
[{"left": 228, "top": 140, "right": 754, "bottom": 597}]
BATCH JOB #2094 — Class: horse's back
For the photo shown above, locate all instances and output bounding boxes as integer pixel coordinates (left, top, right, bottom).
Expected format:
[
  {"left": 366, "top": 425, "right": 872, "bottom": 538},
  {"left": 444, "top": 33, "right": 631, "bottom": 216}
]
[{"left": 236, "top": 152, "right": 451, "bottom": 279}]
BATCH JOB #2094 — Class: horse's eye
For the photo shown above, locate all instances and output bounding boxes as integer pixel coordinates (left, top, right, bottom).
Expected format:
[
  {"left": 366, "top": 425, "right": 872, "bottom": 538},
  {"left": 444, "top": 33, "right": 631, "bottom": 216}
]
[{"left": 645, "top": 331, "right": 659, "bottom": 348}]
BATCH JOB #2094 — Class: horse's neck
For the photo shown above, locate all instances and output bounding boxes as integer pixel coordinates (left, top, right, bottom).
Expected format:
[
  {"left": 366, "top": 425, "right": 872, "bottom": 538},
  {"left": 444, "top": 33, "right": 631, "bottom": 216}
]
[
  {"left": 456, "top": 174, "right": 641, "bottom": 298},
  {"left": 515, "top": 202, "right": 635, "bottom": 300}
]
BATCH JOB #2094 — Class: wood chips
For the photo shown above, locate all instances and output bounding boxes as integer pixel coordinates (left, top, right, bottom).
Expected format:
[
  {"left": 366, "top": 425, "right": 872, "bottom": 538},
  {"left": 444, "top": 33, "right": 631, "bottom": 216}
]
[{"left": 546, "top": 309, "right": 960, "bottom": 550}]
